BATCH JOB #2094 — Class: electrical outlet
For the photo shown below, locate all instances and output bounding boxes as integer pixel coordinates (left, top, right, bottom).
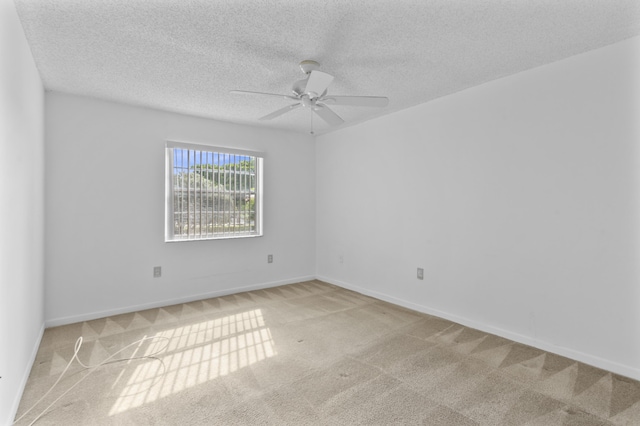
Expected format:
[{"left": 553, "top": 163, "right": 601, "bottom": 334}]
[
  {"left": 268, "top": 254, "right": 273, "bottom": 264},
  {"left": 417, "top": 268, "right": 424, "bottom": 280},
  {"left": 153, "top": 266, "right": 161, "bottom": 278}
]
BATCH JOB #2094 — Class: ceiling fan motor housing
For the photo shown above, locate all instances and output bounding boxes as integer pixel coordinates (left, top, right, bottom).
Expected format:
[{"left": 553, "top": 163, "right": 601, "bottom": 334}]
[{"left": 292, "top": 79, "right": 327, "bottom": 99}]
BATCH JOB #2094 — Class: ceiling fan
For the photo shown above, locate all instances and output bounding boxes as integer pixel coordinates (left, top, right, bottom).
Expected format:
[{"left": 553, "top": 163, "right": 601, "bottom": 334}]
[{"left": 230, "top": 60, "right": 389, "bottom": 133}]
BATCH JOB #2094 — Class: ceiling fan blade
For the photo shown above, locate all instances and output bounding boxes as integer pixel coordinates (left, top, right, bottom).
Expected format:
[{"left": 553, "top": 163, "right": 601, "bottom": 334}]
[
  {"left": 259, "top": 103, "right": 301, "bottom": 120},
  {"left": 304, "top": 71, "right": 334, "bottom": 97},
  {"left": 320, "top": 95, "right": 389, "bottom": 108},
  {"left": 230, "top": 90, "right": 297, "bottom": 101},
  {"left": 313, "top": 105, "right": 344, "bottom": 126}
]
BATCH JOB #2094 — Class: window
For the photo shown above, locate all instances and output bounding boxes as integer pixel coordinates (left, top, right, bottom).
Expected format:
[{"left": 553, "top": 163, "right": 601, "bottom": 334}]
[{"left": 165, "top": 142, "right": 263, "bottom": 241}]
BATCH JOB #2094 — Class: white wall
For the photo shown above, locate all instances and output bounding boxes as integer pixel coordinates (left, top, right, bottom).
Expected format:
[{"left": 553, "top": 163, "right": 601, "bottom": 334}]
[
  {"left": 45, "top": 93, "right": 315, "bottom": 325},
  {"left": 0, "top": 0, "right": 45, "bottom": 423},
  {"left": 316, "top": 36, "right": 640, "bottom": 380}
]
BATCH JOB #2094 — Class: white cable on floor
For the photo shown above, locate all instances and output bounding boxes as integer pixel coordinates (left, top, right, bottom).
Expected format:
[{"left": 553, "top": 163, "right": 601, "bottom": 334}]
[{"left": 13, "top": 335, "right": 170, "bottom": 426}]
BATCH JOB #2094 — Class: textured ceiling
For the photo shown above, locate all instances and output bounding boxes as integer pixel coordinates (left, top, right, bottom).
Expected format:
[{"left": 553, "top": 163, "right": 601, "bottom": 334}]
[{"left": 14, "top": 0, "right": 640, "bottom": 135}]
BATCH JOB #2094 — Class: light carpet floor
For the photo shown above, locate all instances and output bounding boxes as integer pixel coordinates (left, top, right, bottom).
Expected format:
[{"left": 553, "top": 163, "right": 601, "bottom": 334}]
[{"left": 15, "top": 280, "right": 640, "bottom": 425}]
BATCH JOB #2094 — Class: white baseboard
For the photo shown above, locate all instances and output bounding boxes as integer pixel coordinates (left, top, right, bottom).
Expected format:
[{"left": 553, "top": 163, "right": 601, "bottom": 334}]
[
  {"left": 317, "top": 275, "right": 640, "bottom": 381},
  {"left": 7, "top": 323, "right": 45, "bottom": 425},
  {"left": 45, "top": 275, "right": 316, "bottom": 328}
]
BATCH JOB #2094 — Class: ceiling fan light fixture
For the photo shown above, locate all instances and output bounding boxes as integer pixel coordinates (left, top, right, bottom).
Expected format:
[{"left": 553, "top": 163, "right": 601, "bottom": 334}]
[{"left": 301, "top": 95, "right": 313, "bottom": 108}]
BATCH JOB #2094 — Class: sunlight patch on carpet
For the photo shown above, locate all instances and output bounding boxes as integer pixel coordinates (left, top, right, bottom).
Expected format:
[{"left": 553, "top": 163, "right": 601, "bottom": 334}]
[{"left": 109, "top": 309, "right": 276, "bottom": 415}]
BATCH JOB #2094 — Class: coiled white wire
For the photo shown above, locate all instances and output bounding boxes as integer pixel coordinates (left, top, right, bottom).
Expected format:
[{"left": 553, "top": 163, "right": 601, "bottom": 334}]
[{"left": 13, "top": 335, "right": 170, "bottom": 426}]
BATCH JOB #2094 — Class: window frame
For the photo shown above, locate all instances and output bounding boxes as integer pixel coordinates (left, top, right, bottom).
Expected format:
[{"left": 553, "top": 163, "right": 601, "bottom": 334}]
[{"left": 165, "top": 141, "right": 264, "bottom": 242}]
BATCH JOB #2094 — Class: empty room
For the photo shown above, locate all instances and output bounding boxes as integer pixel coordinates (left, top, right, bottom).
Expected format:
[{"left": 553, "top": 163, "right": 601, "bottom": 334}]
[{"left": 2, "top": 0, "right": 640, "bottom": 424}]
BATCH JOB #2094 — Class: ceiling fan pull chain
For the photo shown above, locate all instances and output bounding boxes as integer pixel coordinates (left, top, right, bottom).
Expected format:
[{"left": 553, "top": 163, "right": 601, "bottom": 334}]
[{"left": 310, "top": 109, "right": 314, "bottom": 135}]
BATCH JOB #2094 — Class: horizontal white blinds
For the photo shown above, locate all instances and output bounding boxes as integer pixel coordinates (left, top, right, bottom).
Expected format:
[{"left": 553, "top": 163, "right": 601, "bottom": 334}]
[{"left": 166, "top": 143, "right": 262, "bottom": 241}]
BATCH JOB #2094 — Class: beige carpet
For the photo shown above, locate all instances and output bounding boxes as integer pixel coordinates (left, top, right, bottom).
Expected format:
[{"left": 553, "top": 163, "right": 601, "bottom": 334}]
[{"left": 15, "top": 280, "right": 640, "bottom": 425}]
